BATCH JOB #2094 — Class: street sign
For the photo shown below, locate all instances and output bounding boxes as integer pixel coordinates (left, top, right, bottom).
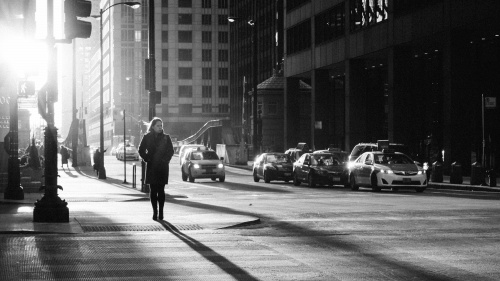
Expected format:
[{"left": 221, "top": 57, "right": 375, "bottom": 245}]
[
  {"left": 18, "top": 97, "right": 37, "bottom": 109},
  {"left": 484, "top": 97, "right": 496, "bottom": 108},
  {"left": 18, "top": 81, "right": 35, "bottom": 96}
]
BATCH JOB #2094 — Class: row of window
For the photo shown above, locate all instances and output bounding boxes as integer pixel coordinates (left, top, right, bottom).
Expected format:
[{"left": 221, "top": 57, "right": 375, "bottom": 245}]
[
  {"left": 161, "top": 67, "right": 229, "bottom": 80},
  {"left": 177, "top": 104, "right": 229, "bottom": 114},
  {"left": 177, "top": 0, "right": 228, "bottom": 9},
  {"left": 161, "top": 49, "right": 228, "bottom": 61},
  {"left": 162, "top": 14, "right": 229, "bottom": 25},
  {"left": 287, "top": 0, "right": 389, "bottom": 55},
  {"left": 160, "top": 31, "right": 228, "bottom": 44},
  {"left": 160, "top": 85, "right": 229, "bottom": 98}
]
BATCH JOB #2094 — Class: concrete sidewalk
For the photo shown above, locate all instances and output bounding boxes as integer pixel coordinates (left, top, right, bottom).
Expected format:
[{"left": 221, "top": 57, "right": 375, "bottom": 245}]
[{"left": 0, "top": 165, "right": 259, "bottom": 234}]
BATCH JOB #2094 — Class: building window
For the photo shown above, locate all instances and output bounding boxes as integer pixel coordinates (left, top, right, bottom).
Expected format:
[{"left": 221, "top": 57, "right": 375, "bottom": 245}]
[
  {"left": 202, "top": 86, "right": 212, "bottom": 97},
  {"left": 179, "top": 31, "right": 192, "bottom": 43},
  {"left": 218, "top": 32, "right": 228, "bottom": 43},
  {"left": 202, "top": 49, "right": 212, "bottom": 61},
  {"left": 218, "top": 68, "right": 228, "bottom": 80},
  {"left": 179, "top": 104, "right": 192, "bottom": 115},
  {"left": 202, "top": 104, "right": 211, "bottom": 113},
  {"left": 219, "top": 86, "right": 228, "bottom": 97},
  {"left": 287, "top": 0, "right": 310, "bottom": 12},
  {"left": 218, "top": 0, "right": 228, "bottom": 9},
  {"left": 218, "top": 15, "right": 228, "bottom": 25},
  {"left": 286, "top": 19, "right": 311, "bottom": 55},
  {"left": 161, "top": 31, "right": 168, "bottom": 43},
  {"left": 179, "top": 67, "right": 192, "bottom": 79},
  {"left": 315, "top": 3, "right": 345, "bottom": 44},
  {"left": 202, "top": 15, "right": 211, "bottom": 25},
  {"left": 179, "top": 49, "right": 192, "bottom": 61},
  {"left": 202, "top": 31, "right": 212, "bottom": 43},
  {"left": 162, "top": 14, "right": 168, "bottom": 25},
  {"left": 162, "top": 86, "right": 169, "bottom": 97},
  {"left": 350, "top": 0, "right": 388, "bottom": 31},
  {"left": 179, "top": 86, "right": 193, "bottom": 97},
  {"left": 178, "top": 0, "right": 191, "bottom": 8},
  {"left": 218, "top": 49, "right": 228, "bottom": 61},
  {"left": 218, "top": 104, "right": 229, "bottom": 113},
  {"left": 162, "top": 67, "right": 168, "bottom": 79},
  {"left": 268, "top": 102, "right": 277, "bottom": 115},
  {"left": 162, "top": 49, "right": 168, "bottom": 61},
  {"left": 202, "top": 68, "right": 212, "bottom": 79},
  {"left": 179, "top": 14, "right": 192, "bottom": 25},
  {"left": 202, "top": 0, "right": 211, "bottom": 8}
]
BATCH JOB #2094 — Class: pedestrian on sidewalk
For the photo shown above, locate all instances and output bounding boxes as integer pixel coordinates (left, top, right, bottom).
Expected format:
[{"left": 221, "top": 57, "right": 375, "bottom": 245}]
[
  {"left": 60, "top": 145, "right": 70, "bottom": 169},
  {"left": 138, "top": 117, "right": 174, "bottom": 221}
]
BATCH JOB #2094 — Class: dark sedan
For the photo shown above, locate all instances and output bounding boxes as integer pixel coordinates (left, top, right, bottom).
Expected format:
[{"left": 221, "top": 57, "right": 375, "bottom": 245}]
[
  {"left": 293, "top": 153, "right": 346, "bottom": 187},
  {"left": 253, "top": 153, "right": 293, "bottom": 183}
]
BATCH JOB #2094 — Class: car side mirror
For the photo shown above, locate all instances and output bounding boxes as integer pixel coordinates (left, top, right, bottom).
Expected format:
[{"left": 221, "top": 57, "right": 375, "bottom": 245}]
[
  {"left": 304, "top": 160, "right": 310, "bottom": 166},
  {"left": 365, "top": 160, "right": 373, "bottom": 165},
  {"left": 220, "top": 157, "right": 224, "bottom": 161}
]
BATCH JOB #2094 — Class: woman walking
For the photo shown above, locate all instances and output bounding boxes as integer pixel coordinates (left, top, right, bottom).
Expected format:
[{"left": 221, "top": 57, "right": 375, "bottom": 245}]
[{"left": 138, "top": 117, "right": 174, "bottom": 220}]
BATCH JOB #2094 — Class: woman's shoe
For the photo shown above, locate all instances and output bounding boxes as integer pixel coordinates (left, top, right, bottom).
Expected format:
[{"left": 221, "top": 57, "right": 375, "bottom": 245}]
[
  {"left": 158, "top": 213, "right": 163, "bottom": 220},
  {"left": 152, "top": 215, "right": 157, "bottom": 220}
]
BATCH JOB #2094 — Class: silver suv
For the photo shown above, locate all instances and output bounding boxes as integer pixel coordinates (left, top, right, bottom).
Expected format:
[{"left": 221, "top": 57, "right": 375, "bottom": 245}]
[{"left": 348, "top": 142, "right": 409, "bottom": 162}]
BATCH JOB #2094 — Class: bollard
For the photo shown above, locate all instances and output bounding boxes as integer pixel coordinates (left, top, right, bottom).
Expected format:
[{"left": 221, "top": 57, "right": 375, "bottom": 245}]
[
  {"left": 431, "top": 161, "right": 443, "bottom": 183},
  {"left": 450, "top": 161, "right": 463, "bottom": 184},
  {"left": 132, "top": 163, "right": 136, "bottom": 189},
  {"left": 141, "top": 160, "right": 146, "bottom": 192},
  {"left": 470, "top": 162, "right": 484, "bottom": 185},
  {"left": 488, "top": 169, "right": 497, "bottom": 187}
]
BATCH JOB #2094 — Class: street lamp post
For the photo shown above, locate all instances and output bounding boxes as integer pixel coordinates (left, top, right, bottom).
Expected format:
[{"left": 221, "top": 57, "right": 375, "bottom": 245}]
[
  {"left": 94, "top": 2, "right": 140, "bottom": 179},
  {"left": 229, "top": 1, "right": 259, "bottom": 158}
]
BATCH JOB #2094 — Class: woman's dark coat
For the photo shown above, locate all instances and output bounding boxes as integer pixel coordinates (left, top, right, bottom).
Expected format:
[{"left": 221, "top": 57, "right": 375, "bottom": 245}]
[
  {"left": 138, "top": 131, "right": 174, "bottom": 185},
  {"left": 60, "top": 146, "right": 69, "bottom": 164}
]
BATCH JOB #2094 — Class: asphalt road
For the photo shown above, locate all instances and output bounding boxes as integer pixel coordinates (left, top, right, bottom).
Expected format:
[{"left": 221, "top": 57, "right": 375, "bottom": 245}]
[{"left": 98, "top": 155, "right": 500, "bottom": 280}]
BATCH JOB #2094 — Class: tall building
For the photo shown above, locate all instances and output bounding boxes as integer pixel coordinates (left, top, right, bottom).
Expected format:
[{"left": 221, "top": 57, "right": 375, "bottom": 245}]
[
  {"left": 157, "top": 0, "right": 230, "bottom": 140},
  {"left": 283, "top": 0, "right": 500, "bottom": 173}
]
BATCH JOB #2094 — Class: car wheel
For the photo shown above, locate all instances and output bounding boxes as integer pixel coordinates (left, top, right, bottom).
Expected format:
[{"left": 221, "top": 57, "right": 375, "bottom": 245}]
[
  {"left": 181, "top": 168, "right": 187, "bottom": 181},
  {"left": 308, "top": 174, "right": 316, "bottom": 188},
  {"left": 371, "top": 174, "right": 381, "bottom": 192},
  {"left": 188, "top": 168, "right": 195, "bottom": 183},
  {"left": 219, "top": 175, "right": 225, "bottom": 182},
  {"left": 264, "top": 171, "right": 271, "bottom": 183},
  {"left": 415, "top": 187, "right": 425, "bottom": 193},
  {"left": 253, "top": 170, "right": 260, "bottom": 182},
  {"left": 293, "top": 173, "right": 301, "bottom": 186},
  {"left": 350, "top": 174, "right": 359, "bottom": 191}
]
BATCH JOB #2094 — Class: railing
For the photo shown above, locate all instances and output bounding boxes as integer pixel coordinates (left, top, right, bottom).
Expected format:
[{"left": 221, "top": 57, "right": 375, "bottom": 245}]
[{"left": 173, "top": 120, "right": 223, "bottom": 149}]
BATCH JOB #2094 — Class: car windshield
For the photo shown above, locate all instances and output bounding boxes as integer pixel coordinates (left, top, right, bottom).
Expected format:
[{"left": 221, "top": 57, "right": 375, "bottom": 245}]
[
  {"left": 267, "top": 154, "right": 290, "bottom": 163},
  {"left": 311, "top": 154, "right": 341, "bottom": 166},
  {"left": 374, "top": 154, "right": 413, "bottom": 164},
  {"left": 191, "top": 151, "right": 219, "bottom": 160}
]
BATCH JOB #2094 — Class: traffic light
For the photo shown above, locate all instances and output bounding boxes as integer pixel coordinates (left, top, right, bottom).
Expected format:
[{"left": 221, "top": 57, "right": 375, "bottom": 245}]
[{"left": 64, "top": 0, "right": 92, "bottom": 39}]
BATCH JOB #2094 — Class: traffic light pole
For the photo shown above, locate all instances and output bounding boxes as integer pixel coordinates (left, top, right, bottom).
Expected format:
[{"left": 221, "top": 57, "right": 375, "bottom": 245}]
[
  {"left": 34, "top": 0, "right": 69, "bottom": 223},
  {"left": 148, "top": 0, "right": 156, "bottom": 121}
]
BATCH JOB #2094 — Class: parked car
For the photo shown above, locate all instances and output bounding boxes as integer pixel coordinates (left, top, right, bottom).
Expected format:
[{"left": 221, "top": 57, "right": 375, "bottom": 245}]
[
  {"left": 116, "top": 145, "right": 139, "bottom": 161},
  {"left": 293, "top": 153, "right": 346, "bottom": 187},
  {"left": 348, "top": 141, "right": 409, "bottom": 162},
  {"left": 313, "top": 148, "right": 349, "bottom": 185},
  {"left": 348, "top": 151, "right": 427, "bottom": 192},
  {"left": 285, "top": 142, "right": 310, "bottom": 162},
  {"left": 179, "top": 144, "right": 207, "bottom": 165},
  {"left": 181, "top": 149, "right": 225, "bottom": 182},
  {"left": 253, "top": 153, "right": 293, "bottom": 183}
]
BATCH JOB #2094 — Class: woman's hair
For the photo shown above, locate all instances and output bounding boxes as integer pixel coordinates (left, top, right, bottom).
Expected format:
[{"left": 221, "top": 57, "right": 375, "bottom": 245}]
[{"left": 147, "top": 117, "right": 163, "bottom": 132}]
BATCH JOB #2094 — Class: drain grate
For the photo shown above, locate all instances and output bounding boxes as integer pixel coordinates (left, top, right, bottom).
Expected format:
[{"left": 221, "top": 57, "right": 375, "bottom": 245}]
[{"left": 82, "top": 224, "right": 204, "bottom": 232}]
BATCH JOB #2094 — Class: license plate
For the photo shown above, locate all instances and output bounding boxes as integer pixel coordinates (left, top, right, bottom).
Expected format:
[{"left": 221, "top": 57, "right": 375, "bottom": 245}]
[
  {"left": 331, "top": 177, "right": 340, "bottom": 182},
  {"left": 403, "top": 178, "right": 411, "bottom": 183},
  {"left": 284, "top": 173, "right": 291, "bottom": 176}
]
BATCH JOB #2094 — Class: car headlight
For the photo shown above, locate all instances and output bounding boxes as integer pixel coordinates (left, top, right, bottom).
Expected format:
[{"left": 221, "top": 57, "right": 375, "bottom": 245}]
[
  {"left": 218, "top": 163, "right": 224, "bottom": 168},
  {"left": 417, "top": 170, "right": 424, "bottom": 175},
  {"left": 380, "top": 169, "right": 393, "bottom": 174},
  {"left": 193, "top": 164, "right": 200, "bottom": 169}
]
